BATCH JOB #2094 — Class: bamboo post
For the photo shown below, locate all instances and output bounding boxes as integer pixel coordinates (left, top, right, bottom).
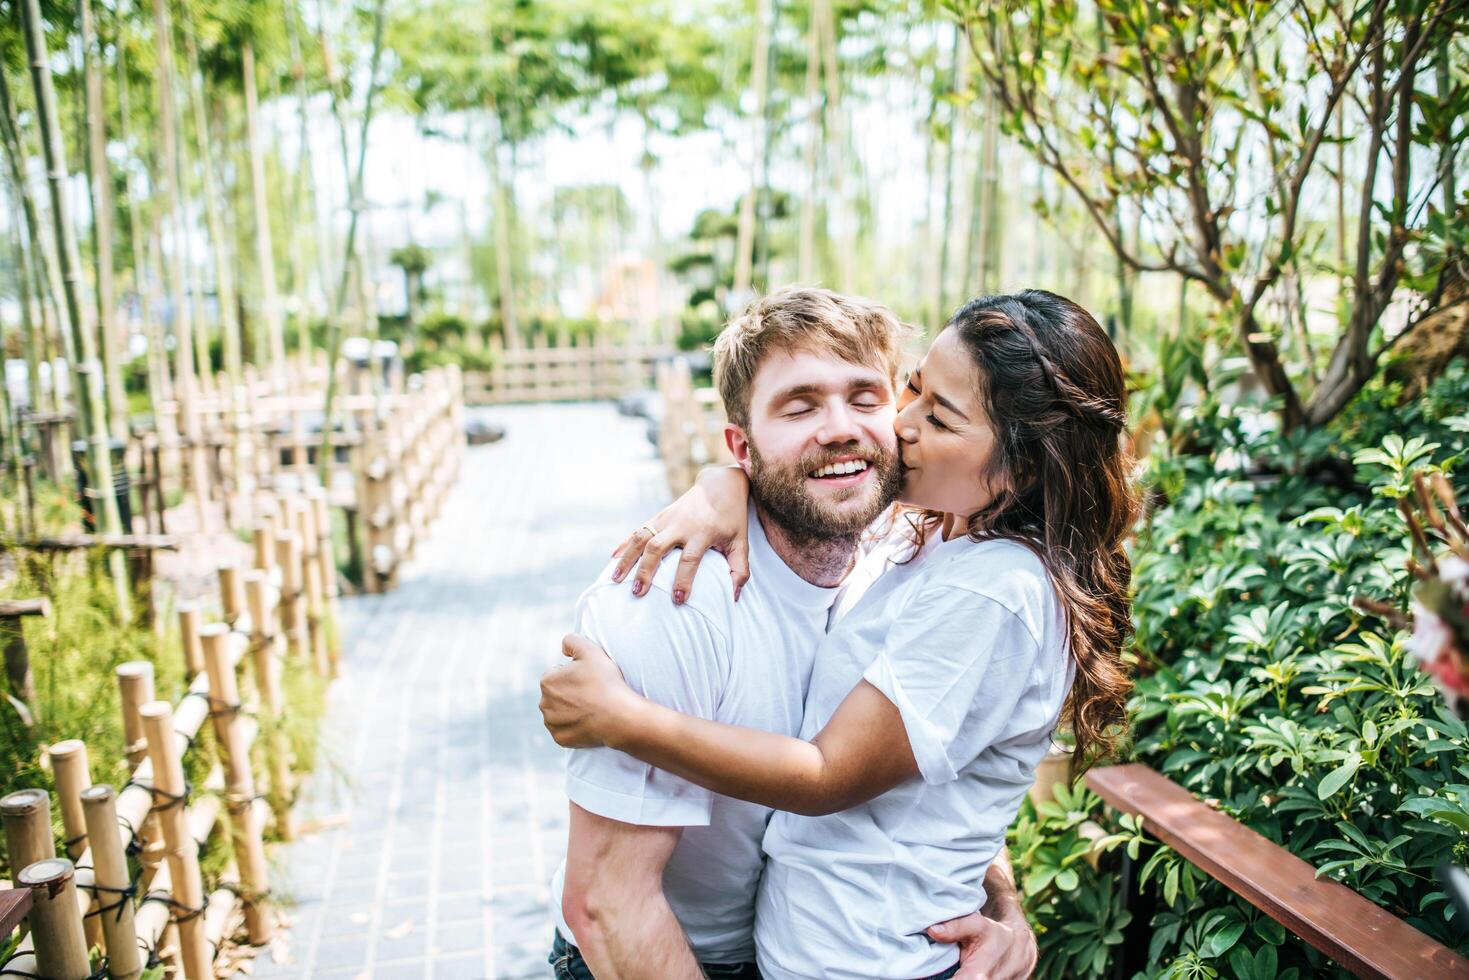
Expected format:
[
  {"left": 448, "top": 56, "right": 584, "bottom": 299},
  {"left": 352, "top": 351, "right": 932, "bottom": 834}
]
[
  {"left": 116, "top": 660, "right": 165, "bottom": 871},
  {"left": 200, "top": 625, "right": 273, "bottom": 944},
  {"left": 46, "top": 740, "right": 101, "bottom": 950},
  {"left": 178, "top": 602, "right": 204, "bottom": 679},
  {"left": 289, "top": 498, "right": 329, "bottom": 676},
  {"left": 115, "top": 661, "right": 154, "bottom": 769},
  {"left": 17, "top": 858, "right": 91, "bottom": 980},
  {"left": 291, "top": 406, "right": 309, "bottom": 485},
  {"left": 252, "top": 516, "right": 276, "bottom": 575},
  {"left": 308, "top": 488, "right": 339, "bottom": 655},
  {"left": 245, "top": 571, "right": 292, "bottom": 838},
  {"left": 1, "top": 788, "right": 55, "bottom": 870},
  {"left": 139, "top": 699, "right": 211, "bottom": 980},
  {"left": 46, "top": 741, "right": 91, "bottom": 861},
  {"left": 80, "top": 785, "right": 145, "bottom": 980},
  {"left": 218, "top": 563, "right": 245, "bottom": 627},
  {"left": 275, "top": 529, "right": 307, "bottom": 663}
]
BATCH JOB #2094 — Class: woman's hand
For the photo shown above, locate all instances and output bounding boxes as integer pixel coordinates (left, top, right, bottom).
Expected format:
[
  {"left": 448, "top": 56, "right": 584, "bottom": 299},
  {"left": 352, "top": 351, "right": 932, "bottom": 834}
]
[
  {"left": 610, "top": 464, "right": 752, "bottom": 604},
  {"left": 540, "top": 634, "right": 643, "bottom": 749}
]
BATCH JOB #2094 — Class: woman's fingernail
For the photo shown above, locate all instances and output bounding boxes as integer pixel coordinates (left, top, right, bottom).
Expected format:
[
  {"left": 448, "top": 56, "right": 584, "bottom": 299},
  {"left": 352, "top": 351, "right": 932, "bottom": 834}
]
[
  {"left": 611, "top": 569, "right": 623, "bottom": 582},
  {"left": 673, "top": 589, "right": 686, "bottom": 604},
  {"left": 631, "top": 581, "right": 644, "bottom": 597}
]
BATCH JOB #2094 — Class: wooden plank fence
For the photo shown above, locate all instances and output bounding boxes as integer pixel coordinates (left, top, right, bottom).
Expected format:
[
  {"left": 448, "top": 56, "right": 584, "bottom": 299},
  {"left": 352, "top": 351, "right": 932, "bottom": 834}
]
[{"left": 462, "top": 337, "right": 673, "bottom": 405}]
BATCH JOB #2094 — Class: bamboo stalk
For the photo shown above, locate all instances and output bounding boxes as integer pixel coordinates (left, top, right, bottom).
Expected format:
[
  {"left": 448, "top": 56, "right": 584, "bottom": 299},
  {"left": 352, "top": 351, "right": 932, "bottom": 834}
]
[
  {"left": 219, "top": 564, "right": 246, "bottom": 626},
  {"left": 178, "top": 602, "right": 204, "bottom": 679},
  {"left": 18, "top": 858, "right": 91, "bottom": 980},
  {"left": 201, "top": 625, "right": 273, "bottom": 944},
  {"left": 116, "top": 661, "right": 154, "bottom": 769},
  {"left": 80, "top": 785, "right": 144, "bottom": 980},
  {"left": 20, "top": 0, "right": 130, "bottom": 614},
  {"left": 275, "top": 529, "right": 307, "bottom": 662},
  {"left": 292, "top": 498, "right": 330, "bottom": 676},
  {"left": 1, "top": 788, "right": 55, "bottom": 870},
  {"left": 46, "top": 741, "right": 91, "bottom": 862},
  {"left": 139, "top": 699, "right": 211, "bottom": 980},
  {"left": 245, "top": 570, "right": 293, "bottom": 838},
  {"left": 253, "top": 518, "right": 277, "bottom": 575}
]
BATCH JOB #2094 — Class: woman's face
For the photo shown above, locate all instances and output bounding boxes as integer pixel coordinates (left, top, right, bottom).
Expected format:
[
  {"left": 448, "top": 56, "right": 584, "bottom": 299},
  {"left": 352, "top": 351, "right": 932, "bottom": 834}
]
[{"left": 894, "top": 327, "right": 1000, "bottom": 519}]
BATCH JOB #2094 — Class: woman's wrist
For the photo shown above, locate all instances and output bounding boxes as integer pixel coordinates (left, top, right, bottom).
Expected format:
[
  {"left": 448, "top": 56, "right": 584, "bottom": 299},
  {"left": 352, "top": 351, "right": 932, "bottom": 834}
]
[{"left": 600, "top": 686, "right": 653, "bottom": 752}]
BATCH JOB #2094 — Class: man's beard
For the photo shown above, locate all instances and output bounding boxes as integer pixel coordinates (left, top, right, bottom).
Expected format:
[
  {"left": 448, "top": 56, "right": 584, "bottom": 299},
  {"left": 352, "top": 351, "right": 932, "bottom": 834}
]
[{"left": 747, "top": 440, "right": 903, "bottom": 546}]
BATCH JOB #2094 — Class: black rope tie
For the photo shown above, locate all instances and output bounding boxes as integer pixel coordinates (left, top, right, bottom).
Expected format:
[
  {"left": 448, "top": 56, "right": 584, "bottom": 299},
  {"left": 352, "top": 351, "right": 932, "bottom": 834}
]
[
  {"left": 0, "top": 952, "right": 110, "bottom": 980},
  {"left": 117, "top": 813, "right": 145, "bottom": 858},
  {"left": 81, "top": 874, "right": 140, "bottom": 924},
  {"left": 62, "top": 831, "right": 87, "bottom": 852},
  {"left": 140, "top": 889, "right": 207, "bottom": 924},
  {"left": 136, "top": 934, "right": 163, "bottom": 970},
  {"left": 206, "top": 695, "right": 244, "bottom": 719},
  {"left": 224, "top": 791, "right": 266, "bottom": 815},
  {"left": 131, "top": 778, "right": 192, "bottom": 814}
]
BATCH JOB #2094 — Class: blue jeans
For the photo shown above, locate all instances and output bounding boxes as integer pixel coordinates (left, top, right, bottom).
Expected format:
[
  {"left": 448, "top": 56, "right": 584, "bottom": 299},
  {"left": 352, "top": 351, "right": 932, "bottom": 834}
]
[
  {"left": 549, "top": 931, "right": 760, "bottom": 979},
  {"left": 548, "top": 931, "right": 958, "bottom": 979}
]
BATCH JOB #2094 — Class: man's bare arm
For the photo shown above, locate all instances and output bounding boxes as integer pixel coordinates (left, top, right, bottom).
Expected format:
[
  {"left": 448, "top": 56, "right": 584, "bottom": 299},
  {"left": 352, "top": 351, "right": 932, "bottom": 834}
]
[
  {"left": 926, "top": 846, "right": 1038, "bottom": 980},
  {"left": 560, "top": 803, "right": 701, "bottom": 980}
]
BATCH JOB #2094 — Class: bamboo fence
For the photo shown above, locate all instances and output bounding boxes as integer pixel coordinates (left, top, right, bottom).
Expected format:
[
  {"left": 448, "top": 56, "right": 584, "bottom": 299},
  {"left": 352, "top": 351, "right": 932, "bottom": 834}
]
[
  {"left": 1, "top": 364, "right": 466, "bottom": 976},
  {"left": 656, "top": 357, "right": 733, "bottom": 496}
]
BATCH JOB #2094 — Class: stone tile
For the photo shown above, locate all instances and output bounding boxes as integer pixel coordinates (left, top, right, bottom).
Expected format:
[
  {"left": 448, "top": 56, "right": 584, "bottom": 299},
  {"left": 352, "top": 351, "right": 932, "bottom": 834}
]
[
  {"left": 258, "top": 405, "right": 666, "bottom": 977},
  {"left": 317, "top": 902, "right": 375, "bottom": 938},
  {"left": 430, "top": 953, "right": 491, "bottom": 978},
  {"left": 313, "top": 934, "right": 370, "bottom": 970},
  {"left": 432, "top": 921, "right": 487, "bottom": 956}
]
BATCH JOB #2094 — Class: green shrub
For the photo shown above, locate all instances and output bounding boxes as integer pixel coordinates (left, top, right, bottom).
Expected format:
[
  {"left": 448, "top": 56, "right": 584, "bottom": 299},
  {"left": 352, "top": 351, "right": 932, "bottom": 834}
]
[{"left": 1017, "top": 359, "right": 1469, "bottom": 977}]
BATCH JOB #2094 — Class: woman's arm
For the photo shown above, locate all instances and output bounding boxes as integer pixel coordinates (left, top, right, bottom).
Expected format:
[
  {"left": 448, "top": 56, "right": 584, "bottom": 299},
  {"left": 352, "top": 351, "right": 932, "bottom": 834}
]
[
  {"left": 541, "top": 634, "right": 919, "bottom": 815},
  {"left": 611, "top": 465, "right": 751, "bottom": 603}
]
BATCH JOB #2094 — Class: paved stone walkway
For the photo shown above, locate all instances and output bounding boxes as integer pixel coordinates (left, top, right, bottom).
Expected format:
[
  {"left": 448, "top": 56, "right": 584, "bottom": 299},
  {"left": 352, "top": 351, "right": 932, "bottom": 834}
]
[{"left": 245, "top": 402, "right": 668, "bottom": 979}]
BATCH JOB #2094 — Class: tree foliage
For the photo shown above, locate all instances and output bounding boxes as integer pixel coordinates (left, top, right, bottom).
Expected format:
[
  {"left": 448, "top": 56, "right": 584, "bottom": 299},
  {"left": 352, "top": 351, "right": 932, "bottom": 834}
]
[{"left": 956, "top": 0, "right": 1469, "bottom": 429}]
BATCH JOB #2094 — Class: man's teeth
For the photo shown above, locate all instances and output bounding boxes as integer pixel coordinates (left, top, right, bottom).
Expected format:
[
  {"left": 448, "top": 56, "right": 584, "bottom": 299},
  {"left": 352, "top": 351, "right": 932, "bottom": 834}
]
[{"left": 811, "top": 460, "right": 869, "bottom": 478}]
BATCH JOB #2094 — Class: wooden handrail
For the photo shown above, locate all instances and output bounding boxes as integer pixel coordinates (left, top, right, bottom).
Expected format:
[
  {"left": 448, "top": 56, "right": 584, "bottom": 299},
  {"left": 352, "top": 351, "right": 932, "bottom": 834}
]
[
  {"left": 0, "top": 888, "right": 32, "bottom": 937},
  {"left": 4, "top": 534, "right": 179, "bottom": 552},
  {"left": 1087, "top": 763, "right": 1469, "bottom": 980}
]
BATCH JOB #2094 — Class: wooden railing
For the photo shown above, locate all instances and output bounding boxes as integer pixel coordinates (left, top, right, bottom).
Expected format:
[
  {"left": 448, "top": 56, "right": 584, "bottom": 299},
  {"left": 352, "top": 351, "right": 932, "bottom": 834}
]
[
  {"left": 1087, "top": 763, "right": 1469, "bottom": 980},
  {"left": 1, "top": 484, "right": 335, "bottom": 979},
  {"left": 462, "top": 337, "right": 674, "bottom": 405},
  {"left": 656, "top": 357, "right": 732, "bottom": 495}
]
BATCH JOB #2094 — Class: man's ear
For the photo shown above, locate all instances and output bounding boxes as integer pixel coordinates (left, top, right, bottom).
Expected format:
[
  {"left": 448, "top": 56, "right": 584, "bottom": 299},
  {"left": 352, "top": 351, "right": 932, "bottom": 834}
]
[{"left": 725, "top": 424, "right": 754, "bottom": 476}]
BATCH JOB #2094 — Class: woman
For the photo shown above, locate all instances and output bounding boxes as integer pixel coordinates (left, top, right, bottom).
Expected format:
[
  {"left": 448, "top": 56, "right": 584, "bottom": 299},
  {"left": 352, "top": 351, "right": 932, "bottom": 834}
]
[{"left": 541, "top": 290, "right": 1136, "bottom": 980}]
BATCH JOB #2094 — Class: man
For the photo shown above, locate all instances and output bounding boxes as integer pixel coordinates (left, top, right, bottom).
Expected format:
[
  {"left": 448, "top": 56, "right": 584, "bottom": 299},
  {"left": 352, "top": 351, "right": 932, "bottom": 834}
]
[{"left": 547, "top": 288, "right": 1036, "bottom": 980}]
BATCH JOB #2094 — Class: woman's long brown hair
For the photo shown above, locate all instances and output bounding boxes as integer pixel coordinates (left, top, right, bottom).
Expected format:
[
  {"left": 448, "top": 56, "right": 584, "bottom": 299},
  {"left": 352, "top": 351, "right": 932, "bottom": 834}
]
[{"left": 909, "top": 290, "right": 1137, "bottom": 773}]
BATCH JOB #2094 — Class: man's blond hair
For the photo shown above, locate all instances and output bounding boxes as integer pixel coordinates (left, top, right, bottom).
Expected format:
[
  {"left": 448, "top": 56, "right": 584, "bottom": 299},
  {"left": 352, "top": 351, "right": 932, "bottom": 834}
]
[{"left": 712, "top": 287, "right": 910, "bottom": 429}]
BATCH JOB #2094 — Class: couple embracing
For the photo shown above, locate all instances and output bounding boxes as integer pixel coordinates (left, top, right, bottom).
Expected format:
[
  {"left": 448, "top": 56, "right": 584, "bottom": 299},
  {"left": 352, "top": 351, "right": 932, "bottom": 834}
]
[{"left": 538, "top": 286, "right": 1136, "bottom": 980}]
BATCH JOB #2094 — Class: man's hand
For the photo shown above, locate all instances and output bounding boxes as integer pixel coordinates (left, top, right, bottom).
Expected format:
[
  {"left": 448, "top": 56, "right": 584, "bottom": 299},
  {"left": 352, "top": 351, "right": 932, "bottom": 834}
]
[{"left": 926, "top": 901, "right": 1037, "bottom": 980}]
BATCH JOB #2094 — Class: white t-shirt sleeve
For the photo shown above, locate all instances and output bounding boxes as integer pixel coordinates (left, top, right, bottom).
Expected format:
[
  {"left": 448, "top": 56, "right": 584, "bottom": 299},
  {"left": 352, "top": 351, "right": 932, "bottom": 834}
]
[
  {"left": 564, "top": 579, "right": 730, "bottom": 827},
  {"left": 862, "top": 584, "right": 1042, "bottom": 785}
]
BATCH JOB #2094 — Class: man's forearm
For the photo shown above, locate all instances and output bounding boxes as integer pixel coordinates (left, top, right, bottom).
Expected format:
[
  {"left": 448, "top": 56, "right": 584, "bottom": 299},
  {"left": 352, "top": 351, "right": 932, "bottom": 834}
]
[
  {"left": 574, "top": 890, "right": 701, "bottom": 980},
  {"left": 982, "top": 847, "right": 1022, "bottom": 918}
]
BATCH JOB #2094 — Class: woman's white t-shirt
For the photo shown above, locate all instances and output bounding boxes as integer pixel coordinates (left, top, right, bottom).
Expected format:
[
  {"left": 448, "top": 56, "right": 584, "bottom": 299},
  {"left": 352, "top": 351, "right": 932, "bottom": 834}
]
[{"left": 754, "top": 528, "right": 1074, "bottom": 980}]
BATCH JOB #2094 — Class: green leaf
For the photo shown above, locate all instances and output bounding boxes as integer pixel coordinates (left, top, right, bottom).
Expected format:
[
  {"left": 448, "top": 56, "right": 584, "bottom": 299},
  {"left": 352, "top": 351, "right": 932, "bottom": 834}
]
[
  {"left": 1205, "top": 919, "right": 1247, "bottom": 958},
  {"left": 1317, "top": 754, "right": 1360, "bottom": 799}
]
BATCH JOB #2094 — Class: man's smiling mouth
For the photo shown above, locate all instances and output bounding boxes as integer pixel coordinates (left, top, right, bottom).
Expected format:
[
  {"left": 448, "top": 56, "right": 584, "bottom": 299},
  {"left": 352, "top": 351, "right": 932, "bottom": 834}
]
[{"left": 809, "top": 458, "right": 871, "bottom": 480}]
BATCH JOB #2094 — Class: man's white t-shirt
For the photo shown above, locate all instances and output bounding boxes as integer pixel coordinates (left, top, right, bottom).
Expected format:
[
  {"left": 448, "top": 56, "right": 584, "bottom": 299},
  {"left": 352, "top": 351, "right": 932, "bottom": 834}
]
[
  {"left": 755, "top": 531, "right": 1074, "bottom": 980},
  {"left": 551, "top": 505, "right": 840, "bottom": 963}
]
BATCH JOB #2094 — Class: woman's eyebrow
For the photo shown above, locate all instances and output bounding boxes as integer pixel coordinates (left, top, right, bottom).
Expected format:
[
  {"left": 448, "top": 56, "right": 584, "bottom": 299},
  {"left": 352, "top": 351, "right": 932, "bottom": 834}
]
[{"left": 928, "top": 386, "right": 969, "bottom": 422}]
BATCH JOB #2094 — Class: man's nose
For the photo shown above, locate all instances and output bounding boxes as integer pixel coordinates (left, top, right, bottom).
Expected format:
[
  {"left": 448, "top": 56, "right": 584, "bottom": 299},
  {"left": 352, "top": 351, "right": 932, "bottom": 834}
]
[{"left": 816, "top": 399, "right": 863, "bottom": 445}]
